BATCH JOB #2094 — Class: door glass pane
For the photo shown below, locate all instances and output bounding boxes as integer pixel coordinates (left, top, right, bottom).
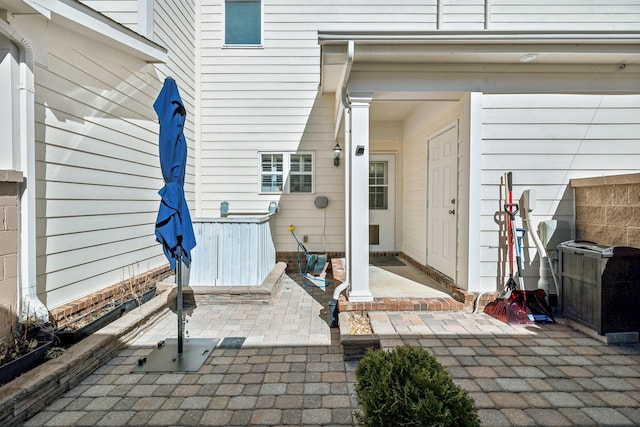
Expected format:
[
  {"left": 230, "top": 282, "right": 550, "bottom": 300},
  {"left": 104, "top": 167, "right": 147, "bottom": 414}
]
[{"left": 369, "top": 161, "right": 388, "bottom": 210}]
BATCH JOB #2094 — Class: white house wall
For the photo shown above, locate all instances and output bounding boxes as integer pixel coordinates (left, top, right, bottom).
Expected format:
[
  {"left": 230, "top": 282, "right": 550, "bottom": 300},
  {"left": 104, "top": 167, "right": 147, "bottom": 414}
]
[
  {"left": 197, "top": 0, "right": 451, "bottom": 253},
  {"left": 488, "top": 1, "right": 640, "bottom": 30},
  {"left": 370, "top": 121, "right": 404, "bottom": 253},
  {"left": 79, "top": 1, "right": 139, "bottom": 31},
  {"left": 479, "top": 93, "right": 640, "bottom": 292},
  {"left": 439, "top": 0, "right": 640, "bottom": 31},
  {"left": 7, "top": 1, "right": 195, "bottom": 309},
  {"left": 153, "top": 0, "right": 197, "bottom": 210},
  {"left": 32, "top": 23, "right": 162, "bottom": 308},
  {"left": 198, "top": 0, "right": 640, "bottom": 257},
  {"left": 402, "top": 98, "right": 470, "bottom": 286}
]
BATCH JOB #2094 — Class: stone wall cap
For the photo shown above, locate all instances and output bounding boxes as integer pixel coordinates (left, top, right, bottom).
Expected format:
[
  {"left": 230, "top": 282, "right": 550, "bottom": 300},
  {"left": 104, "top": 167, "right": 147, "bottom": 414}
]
[
  {"left": 570, "top": 172, "right": 640, "bottom": 188},
  {"left": 0, "top": 169, "right": 23, "bottom": 183}
]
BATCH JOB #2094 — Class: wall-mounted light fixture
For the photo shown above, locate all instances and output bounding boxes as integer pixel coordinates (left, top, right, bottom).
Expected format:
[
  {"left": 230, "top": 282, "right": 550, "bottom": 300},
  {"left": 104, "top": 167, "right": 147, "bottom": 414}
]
[{"left": 333, "top": 142, "right": 342, "bottom": 166}]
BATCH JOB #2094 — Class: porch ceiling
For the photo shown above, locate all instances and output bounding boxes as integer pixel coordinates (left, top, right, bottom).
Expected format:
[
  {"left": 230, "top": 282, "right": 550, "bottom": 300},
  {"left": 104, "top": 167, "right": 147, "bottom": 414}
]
[
  {"left": 319, "top": 31, "right": 640, "bottom": 120},
  {"left": 368, "top": 92, "right": 463, "bottom": 121}
]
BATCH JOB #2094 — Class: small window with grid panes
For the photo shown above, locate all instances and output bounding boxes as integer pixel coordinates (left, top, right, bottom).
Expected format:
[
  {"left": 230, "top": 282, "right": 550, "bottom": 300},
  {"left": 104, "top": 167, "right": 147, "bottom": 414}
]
[{"left": 259, "top": 152, "right": 314, "bottom": 193}]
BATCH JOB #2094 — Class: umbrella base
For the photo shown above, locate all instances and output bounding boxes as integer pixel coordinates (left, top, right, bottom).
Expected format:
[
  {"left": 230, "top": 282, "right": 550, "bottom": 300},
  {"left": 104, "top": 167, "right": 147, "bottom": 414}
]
[{"left": 132, "top": 338, "right": 219, "bottom": 373}]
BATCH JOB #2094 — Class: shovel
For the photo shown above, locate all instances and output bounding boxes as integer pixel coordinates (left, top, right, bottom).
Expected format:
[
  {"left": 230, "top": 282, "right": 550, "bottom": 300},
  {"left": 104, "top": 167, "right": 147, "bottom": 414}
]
[
  {"left": 484, "top": 173, "right": 533, "bottom": 324},
  {"left": 503, "top": 204, "right": 534, "bottom": 323}
]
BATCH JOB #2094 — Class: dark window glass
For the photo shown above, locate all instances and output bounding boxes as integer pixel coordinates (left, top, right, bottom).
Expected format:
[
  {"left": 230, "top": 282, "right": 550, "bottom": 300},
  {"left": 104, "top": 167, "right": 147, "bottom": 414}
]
[{"left": 226, "top": 0, "right": 261, "bottom": 45}]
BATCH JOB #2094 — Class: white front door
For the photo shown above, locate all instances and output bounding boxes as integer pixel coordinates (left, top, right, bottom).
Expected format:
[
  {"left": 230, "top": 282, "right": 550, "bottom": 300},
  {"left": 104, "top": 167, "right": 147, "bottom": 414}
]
[
  {"left": 369, "top": 154, "right": 396, "bottom": 252},
  {"left": 427, "top": 124, "right": 458, "bottom": 279}
]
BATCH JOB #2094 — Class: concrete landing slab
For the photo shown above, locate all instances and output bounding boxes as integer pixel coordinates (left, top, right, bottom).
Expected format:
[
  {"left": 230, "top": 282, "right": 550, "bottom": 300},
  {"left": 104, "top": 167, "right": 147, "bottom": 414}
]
[{"left": 369, "top": 265, "right": 450, "bottom": 298}]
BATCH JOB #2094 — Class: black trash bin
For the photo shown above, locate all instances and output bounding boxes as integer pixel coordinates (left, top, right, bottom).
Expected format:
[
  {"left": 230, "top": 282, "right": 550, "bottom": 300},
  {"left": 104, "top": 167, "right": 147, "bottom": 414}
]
[{"left": 558, "top": 241, "right": 640, "bottom": 335}]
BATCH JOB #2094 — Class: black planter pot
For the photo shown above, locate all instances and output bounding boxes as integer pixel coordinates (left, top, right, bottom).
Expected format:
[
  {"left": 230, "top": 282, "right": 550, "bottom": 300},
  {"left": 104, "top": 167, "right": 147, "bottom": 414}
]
[
  {"left": 0, "top": 339, "right": 53, "bottom": 386},
  {"left": 54, "top": 303, "right": 123, "bottom": 346},
  {"left": 121, "top": 287, "right": 157, "bottom": 312}
]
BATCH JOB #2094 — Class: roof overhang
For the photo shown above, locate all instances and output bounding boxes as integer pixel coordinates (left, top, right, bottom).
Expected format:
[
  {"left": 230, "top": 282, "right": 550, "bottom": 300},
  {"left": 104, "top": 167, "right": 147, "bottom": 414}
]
[
  {"left": 4, "top": 0, "right": 167, "bottom": 63},
  {"left": 319, "top": 31, "right": 640, "bottom": 94}
]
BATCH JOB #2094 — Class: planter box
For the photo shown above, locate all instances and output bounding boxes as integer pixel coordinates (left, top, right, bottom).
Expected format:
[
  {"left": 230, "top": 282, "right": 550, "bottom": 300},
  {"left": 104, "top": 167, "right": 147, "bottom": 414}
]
[
  {"left": 0, "top": 340, "right": 53, "bottom": 386},
  {"left": 55, "top": 303, "right": 123, "bottom": 346},
  {"left": 338, "top": 312, "right": 380, "bottom": 361},
  {"left": 121, "top": 287, "right": 157, "bottom": 312}
]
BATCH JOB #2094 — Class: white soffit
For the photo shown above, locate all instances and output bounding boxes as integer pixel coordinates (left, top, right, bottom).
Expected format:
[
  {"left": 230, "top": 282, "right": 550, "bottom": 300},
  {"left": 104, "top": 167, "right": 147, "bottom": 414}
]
[
  {"left": 23, "top": 0, "right": 167, "bottom": 63},
  {"left": 319, "top": 31, "right": 640, "bottom": 92}
]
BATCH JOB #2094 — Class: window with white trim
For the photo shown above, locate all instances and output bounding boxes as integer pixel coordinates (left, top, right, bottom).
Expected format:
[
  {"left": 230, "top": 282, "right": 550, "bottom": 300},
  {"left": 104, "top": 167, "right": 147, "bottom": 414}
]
[
  {"left": 225, "top": 0, "right": 262, "bottom": 45},
  {"left": 259, "top": 152, "right": 314, "bottom": 193}
]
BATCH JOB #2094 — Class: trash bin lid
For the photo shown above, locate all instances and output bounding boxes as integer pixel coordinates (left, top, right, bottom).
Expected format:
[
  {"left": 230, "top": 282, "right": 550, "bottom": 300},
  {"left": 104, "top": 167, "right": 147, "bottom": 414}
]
[
  {"left": 559, "top": 240, "right": 614, "bottom": 255},
  {"left": 612, "top": 246, "right": 640, "bottom": 256}
]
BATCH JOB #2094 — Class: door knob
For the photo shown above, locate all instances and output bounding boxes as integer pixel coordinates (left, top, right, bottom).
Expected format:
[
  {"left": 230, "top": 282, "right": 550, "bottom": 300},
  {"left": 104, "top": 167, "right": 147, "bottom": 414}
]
[{"left": 449, "top": 209, "right": 455, "bottom": 215}]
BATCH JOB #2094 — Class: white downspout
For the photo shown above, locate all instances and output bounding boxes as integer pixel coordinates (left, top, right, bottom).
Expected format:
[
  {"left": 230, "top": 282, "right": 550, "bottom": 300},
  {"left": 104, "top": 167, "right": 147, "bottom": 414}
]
[
  {"left": 520, "top": 190, "right": 558, "bottom": 299},
  {"left": 0, "top": 19, "right": 49, "bottom": 322},
  {"left": 332, "top": 40, "right": 354, "bottom": 303}
]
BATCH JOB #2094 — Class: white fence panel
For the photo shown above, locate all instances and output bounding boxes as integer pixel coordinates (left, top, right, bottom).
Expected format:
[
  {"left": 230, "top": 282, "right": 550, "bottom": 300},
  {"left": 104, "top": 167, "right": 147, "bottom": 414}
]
[{"left": 190, "top": 216, "right": 276, "bottom": 286}]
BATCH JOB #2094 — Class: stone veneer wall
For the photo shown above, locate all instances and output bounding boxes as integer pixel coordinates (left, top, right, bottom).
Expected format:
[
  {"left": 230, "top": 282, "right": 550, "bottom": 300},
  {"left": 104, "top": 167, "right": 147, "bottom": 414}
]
[
  {"left": 571, "top": 173, "right": 640, "bottom": 248},
  {"left": 0, "top": 170, "right": 23, "bottom": 339}
]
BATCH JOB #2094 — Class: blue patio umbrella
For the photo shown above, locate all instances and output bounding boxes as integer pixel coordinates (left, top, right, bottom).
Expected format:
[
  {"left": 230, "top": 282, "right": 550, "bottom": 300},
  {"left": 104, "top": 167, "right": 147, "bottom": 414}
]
[
  {"left": 154, "top": 77, "right": 196, "bottom": 354},
  {"left": 154, "top": 77, "right": 196, "bottom": 271}
]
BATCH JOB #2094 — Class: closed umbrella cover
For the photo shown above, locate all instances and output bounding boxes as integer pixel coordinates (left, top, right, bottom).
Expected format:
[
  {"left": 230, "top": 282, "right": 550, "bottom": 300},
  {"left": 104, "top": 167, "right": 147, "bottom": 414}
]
[{"left": 154, "top": 77, "right": 196, "bottom": 270}]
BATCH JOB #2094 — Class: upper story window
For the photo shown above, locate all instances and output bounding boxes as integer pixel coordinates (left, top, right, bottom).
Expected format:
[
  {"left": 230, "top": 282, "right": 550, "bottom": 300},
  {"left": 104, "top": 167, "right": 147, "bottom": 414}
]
[
  {"left": 225, "top": 0, "right": 262, "bottom": 45},
  {"left": 260, "top": 152, "right": 315, "bottom": 194}
]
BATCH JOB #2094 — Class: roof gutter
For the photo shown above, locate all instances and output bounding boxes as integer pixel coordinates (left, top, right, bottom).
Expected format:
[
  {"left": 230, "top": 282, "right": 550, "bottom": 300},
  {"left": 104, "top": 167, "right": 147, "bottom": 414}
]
[
  {"left": 333, "top": 40, "right": 354, "bottom": 141},
  {"left": 0, "top": 18, "right": 49, "bottom": 322},
  {"left": 318, "top": 30, "right": 640, "bottom": 45}
]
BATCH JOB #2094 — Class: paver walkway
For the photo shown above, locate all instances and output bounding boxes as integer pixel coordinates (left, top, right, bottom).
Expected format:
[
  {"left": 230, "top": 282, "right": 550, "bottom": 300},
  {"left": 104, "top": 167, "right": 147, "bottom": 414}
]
[{"left": 22, "top": 273, "right": 640, "bottom": 426}]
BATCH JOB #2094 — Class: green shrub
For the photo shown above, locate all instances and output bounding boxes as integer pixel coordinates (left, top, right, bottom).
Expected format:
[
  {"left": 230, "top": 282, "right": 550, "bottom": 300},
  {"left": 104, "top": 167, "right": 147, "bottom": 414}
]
[{"left": 355, "top": 345, "right": 480, "bottom": 427}]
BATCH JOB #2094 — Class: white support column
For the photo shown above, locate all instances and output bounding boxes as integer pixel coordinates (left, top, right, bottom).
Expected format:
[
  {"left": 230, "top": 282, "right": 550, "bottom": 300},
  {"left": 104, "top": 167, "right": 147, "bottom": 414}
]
[{"left": 347, "top": 93, "right": 373, "bottom": 302}]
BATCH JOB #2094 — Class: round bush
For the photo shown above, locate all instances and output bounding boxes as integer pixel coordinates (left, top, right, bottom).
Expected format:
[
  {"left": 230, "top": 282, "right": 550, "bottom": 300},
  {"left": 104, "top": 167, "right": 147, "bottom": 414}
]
[{"left": 355, "top": 345, "right": 480, "bottom": 427}]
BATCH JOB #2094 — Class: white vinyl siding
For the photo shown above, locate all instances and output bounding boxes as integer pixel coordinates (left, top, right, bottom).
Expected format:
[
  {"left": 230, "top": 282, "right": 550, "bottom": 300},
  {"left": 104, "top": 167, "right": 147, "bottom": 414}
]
[
  {"left": 79, "top": 0, "right": 139, "bottom": 30},
  {"left": 28, "top": 1, "right": 196, "bottom": 309},
  {"left": 478, "top": 93, "right": 640, "bottom": 292},
  {"left": 440, "top": 1, "right": 640, "bottom": 30},
  {"left": 154, "top": 0, "right": 197, "bottom": 206},
  {"left": 36, "top": 29, "right": 162, "bottom": 307},
  {"left": 198, "top": 0, "right": 441, "bottom": 252},
  {"left": 490, "top": 0, "right": 640, "bottom": 30},
  {"left": 402, "top": 100, "right": 469, "bottom": 284},
  {"left": 198, "top": 1, "right": 640, "bottom": 257}
]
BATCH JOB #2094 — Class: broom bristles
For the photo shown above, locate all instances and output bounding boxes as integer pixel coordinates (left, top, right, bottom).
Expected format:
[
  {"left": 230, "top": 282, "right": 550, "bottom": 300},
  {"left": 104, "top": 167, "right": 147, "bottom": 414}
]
[{"left": 484, "top": 298, "right": 508, "bottom": 323}]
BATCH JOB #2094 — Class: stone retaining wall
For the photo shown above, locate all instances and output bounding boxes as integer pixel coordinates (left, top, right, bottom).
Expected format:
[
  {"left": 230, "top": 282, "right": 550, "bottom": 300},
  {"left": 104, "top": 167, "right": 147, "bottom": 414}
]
[{"left": 571, "top": 172, "right": 640, "bottom": 248}]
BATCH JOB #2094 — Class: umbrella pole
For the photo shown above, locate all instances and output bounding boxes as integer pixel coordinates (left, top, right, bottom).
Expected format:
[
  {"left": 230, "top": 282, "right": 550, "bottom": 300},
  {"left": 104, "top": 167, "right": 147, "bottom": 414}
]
[{"left": 176, "top": 245, "right": 184, "bottom": 354}]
